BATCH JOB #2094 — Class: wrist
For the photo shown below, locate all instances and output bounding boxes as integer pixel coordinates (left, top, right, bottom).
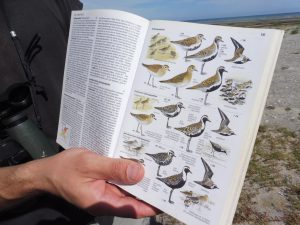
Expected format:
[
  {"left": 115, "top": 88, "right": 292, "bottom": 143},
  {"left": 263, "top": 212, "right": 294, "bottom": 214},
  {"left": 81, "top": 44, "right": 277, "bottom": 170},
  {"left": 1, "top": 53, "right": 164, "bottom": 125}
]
[{"left": 0, "top": 160, "right": 44, "bottom": 209}]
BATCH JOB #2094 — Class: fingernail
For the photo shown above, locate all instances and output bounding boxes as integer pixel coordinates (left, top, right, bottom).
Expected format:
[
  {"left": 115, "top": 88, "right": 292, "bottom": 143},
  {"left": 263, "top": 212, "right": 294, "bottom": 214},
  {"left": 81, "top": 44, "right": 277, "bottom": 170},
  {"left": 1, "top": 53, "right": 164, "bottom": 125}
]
[{"left": 127, "top": 163, "right": 142, "bottom": 182}]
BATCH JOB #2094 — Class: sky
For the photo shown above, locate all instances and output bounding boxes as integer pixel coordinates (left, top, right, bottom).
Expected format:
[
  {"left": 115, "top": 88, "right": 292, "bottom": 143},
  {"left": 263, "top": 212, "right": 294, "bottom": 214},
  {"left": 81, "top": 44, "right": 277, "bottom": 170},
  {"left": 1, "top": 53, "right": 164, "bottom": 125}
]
[{"left": 80, "top": 0, "right": 300, "bottom": 21}]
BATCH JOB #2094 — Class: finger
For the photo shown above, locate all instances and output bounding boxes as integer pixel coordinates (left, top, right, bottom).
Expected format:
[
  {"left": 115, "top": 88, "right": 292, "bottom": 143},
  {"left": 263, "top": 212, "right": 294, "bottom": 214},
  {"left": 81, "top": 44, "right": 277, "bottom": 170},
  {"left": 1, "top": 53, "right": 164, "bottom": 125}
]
[{"left": 90, "top": 156, "right": 145, "bottom": 185}]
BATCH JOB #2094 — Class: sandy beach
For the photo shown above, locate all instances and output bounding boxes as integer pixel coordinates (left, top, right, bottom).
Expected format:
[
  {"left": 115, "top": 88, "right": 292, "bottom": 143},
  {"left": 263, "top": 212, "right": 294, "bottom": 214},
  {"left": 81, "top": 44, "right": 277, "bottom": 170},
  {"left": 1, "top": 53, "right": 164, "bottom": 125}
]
[{"left": 152, "top": 18, "right": 300, "bottom": 225}]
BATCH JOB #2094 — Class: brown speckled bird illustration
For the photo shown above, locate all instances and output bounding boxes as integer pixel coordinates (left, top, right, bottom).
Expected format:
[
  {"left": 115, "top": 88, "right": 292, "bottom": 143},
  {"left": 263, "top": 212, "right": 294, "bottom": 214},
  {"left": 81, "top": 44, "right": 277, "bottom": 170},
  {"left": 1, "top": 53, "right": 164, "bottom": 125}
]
[
  {"left": 157, "top": 166, "right": 192, "bottom": 204},
  {"left": 171, "top": 34, "right": 205, "bottom": 58},
  {"left": 154, "top": 102, "right": 184, "bottom": 128},
  {"left": 142, "top": 63, "right": 170, "bottom": 87},
  {"left": 175, "top": 115, "right": 211, "bottom": 152},
  {"left": 146, "top": 150, "right": 176, "bottom": 177},
  {"left": 160, "top": 65, "right": 197, "bottom": 98},
  {"left": 130, "top": 113, "right": 156, "bottom": 136}
]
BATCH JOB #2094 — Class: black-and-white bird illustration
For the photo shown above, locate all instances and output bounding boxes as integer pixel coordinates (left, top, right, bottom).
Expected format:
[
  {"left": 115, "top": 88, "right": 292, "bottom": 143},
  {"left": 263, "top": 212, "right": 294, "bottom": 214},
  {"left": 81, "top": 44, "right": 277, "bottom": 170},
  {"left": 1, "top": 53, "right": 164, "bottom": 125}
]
[
  {"left": 146, "top": 150, "right": 176, "bottom": 177},
  {"left": 194, "top": 157, "right": 218, "bottom": 189},
  {"left": 185, "top": 36, "right": 223, "bottom": 75},
  {"left": 155, "top": 102, "right": 185, "bottom": 128},
  {"left": 225, "top": 37, "right": 251, "bottom": 64},
  {"left": 212, "top": 108, "right": 235, "bottom": 136},
  {"left": 175, "top": 115, "right": 211, "bottom": 152},
  {"left": 157, "top": 166, "right": 192, "bottom": 204},
  {"left": 186, "top": 66, "right": 227, "bottom": 105},
  {"left": 209, "top": 140, "right": 227, "bottom": 156}
]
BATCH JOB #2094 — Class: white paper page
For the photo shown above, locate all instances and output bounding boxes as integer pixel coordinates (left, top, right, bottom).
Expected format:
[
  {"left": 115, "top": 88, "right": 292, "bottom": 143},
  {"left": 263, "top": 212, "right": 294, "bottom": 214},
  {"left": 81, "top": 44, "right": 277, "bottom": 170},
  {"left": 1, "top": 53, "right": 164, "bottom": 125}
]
[
  {"left": 57, "top": 10, "right": 149, "bottom": 156},
  {"left": 114, "top": 20, "right": 283, "bottom": 225}
]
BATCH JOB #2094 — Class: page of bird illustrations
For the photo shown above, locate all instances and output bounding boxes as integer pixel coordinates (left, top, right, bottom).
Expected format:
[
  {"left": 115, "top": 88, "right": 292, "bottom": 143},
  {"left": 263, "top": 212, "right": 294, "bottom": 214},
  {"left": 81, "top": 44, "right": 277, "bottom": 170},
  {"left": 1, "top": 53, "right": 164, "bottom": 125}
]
[
  {"left": 57, "top": 10, "right": 149, "bottom": 156},
  {"left": 114, "top": 20, "right": 283, "bottom": 225}
]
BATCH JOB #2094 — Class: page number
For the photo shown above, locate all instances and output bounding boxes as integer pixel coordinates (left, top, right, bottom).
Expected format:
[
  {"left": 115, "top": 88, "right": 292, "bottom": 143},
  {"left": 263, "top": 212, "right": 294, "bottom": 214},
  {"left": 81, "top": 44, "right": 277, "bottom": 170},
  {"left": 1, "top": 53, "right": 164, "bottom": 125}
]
[{"left": 261, "top": 33, "right": 266, "bottom": 37}]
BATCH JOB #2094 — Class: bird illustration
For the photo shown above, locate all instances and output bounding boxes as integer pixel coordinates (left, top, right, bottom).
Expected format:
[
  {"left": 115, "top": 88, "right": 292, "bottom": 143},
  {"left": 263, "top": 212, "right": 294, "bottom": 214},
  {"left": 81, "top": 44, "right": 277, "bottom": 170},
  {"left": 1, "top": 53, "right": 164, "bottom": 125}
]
[
  {"left": 209, "top": 140, "right": 227, "bottom": 157},
  {"left": 123, "top": 139, "right": 138, "bottom": 150},
  {"left": 154, "top": 102, "right": 185, "bottom": 128},
  {"left": 59, "top": 126, "right": 69, "bottom": 140},
  {"left": 151, "top": 33, "right": 160, "bottom": 41},
  {"left": 212, "top": 108, "right": 235, "bottom": 136},
  {"left": 141, "top": 98, "right": 150, "bottom": 109},
  {"left": 186, "top": 66, "right": 227, "bottom": 105},
  {"left": 160, "top": 65, "right": 197, "bottom": 99},
  {"left": 157, "top": 166, "right": 192, "bottom": 204},
  {"left": 149, "top": 49, "right": 157, "bottom": 56},
  {"left": 132, "top": 144, "right": 144, "bottom": 156},
  {"left": 185, "top": 194, "right": 209, "bottom": 206},
  {"left": 170, "top": 51, "right": 177, "bottom": 58},
  {"left": 185, "top": 36, "right": 223, "bottom": 75},
  {"left": 180, "top": 190, "right": 194, "bottom": 197},
  {"left": 236, "top": 80, "right": 252, "bottom": 90},
  {"left": 130, "top": 113, "right": 156, "bottom": 136},
  {"left": 188, "top": 194, "right": 209, "bottom": 202},
  {"left": 159, "top": 45, "right": 171, "bottom": 52},
  {"left": 175, "top": 115, "right": 211, "bottom": 152},
  {"left": 120, "top": 156, "right": 145, "bottom": 165},
  {"left": 225, "top": 37, "right": 251, "bottom": 64},
  {"left": 134, "top": 97, "right": 143, "bottom": 109},
  {"left": 146, "top": 150, "right": 176, "bottom": 177},
  {"left": 194, "top": 157, "right": 218, "bottom": 189},
  {"left": 171, "top": 34, "right": 205, "bottom": 58},
  {"left": 142, "top": 63, "right": 170, "bottom": 87}
]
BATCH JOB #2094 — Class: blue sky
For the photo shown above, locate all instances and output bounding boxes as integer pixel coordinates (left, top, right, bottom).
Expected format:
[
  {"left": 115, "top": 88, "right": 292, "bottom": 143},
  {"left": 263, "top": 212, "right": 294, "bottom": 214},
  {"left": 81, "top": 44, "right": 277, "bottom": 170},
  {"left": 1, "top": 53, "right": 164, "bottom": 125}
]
[{"left": 80, "top": 0, "right": 300, "bottom": 21}]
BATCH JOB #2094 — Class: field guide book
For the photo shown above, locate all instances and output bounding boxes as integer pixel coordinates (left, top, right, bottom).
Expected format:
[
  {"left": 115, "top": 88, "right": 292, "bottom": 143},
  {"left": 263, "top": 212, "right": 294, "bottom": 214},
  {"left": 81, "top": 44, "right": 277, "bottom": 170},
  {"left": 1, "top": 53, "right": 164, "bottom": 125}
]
[{"left": 57, "top": 9, "right": 283, "bottom": 225}]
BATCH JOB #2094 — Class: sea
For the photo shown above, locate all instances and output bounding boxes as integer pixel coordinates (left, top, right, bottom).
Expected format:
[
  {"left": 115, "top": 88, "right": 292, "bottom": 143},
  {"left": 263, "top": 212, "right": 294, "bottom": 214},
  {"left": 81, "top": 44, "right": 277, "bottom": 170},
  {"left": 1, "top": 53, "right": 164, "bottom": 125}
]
[{"left": 188, "top": 12, "right": 300, "bottom": 24}]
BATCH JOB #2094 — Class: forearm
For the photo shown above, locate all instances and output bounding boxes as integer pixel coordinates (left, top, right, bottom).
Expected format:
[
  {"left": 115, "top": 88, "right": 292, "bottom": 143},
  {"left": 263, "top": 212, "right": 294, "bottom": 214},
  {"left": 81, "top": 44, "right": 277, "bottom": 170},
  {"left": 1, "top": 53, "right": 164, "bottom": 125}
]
[{"left": 0, "top": 160, "right": 44, "bottom": 210}]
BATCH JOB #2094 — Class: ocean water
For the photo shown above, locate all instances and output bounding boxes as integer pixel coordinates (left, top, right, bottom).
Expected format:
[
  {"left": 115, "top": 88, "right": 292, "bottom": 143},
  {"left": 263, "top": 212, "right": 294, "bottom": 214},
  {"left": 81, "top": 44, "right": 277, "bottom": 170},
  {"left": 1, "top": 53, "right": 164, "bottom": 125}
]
[{"left": 189, "top": 12, "right": 300, "bottom": 24}]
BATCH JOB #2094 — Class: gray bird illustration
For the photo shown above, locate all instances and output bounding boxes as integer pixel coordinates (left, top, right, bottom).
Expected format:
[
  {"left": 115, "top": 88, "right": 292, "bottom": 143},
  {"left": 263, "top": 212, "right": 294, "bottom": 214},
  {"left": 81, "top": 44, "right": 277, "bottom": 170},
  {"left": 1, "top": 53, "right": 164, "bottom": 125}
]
[
  {"left": 155, "top": 102, "right": 185, "bottom": 128},
  {"left": 175, "top": 115, "right": 211, "bottom": 152},
  {"left": 212, "top": 108, "right": 235, "bottom": 136},
  {"left": 209, "top": 140, "right": 227, "bottom": 156},
  {"left": 194, "top": 157, "right": 218, "bottom": 189},
  {"left": 146, "top": 150, "right": 176, "bottom": 177},
  {"left": 157, "top": 166, "right": 192, "bottom": 204},
  {"left": 123, "top": 139, "right": 138, "bottom": 150},
  {"left": 225, "top": 37, "right": 251, "bottom": 64}
]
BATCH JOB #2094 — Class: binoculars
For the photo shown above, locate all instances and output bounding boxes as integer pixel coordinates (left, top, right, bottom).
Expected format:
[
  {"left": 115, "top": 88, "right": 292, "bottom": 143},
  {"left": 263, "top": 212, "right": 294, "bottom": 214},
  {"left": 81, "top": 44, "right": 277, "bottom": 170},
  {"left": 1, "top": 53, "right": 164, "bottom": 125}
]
[{"left": 0, "top": 83, "right": 57, "bottom": 165}]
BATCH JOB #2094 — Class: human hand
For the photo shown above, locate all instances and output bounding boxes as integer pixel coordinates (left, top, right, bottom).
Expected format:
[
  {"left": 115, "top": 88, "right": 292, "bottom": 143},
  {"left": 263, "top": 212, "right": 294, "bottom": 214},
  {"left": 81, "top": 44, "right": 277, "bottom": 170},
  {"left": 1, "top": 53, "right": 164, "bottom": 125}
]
[{"left": 15, "top": 148, "right": 158, "bottom": 218}]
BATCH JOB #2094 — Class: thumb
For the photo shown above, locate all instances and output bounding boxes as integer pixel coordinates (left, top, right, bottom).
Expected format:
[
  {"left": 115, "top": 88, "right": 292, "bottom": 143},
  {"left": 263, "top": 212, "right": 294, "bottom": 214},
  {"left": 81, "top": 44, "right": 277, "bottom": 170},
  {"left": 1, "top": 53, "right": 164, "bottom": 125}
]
[{"left": 93, "top": 157, "right": 145, "bottom": 185}]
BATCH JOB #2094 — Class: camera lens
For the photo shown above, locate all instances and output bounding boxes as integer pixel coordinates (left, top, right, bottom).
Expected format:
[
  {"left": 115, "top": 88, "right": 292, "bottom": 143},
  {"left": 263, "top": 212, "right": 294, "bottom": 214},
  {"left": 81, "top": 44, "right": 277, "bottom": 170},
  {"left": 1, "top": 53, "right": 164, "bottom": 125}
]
[{"left": 7, "top": 83, "right": 32, "bottom": 108}]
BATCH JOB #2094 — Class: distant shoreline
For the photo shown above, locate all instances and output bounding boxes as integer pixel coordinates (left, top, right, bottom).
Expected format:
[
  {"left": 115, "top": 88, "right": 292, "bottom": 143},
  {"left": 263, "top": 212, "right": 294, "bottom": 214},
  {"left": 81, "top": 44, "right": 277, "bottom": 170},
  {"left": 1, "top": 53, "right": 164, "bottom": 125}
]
[
  {"left": 187, "top": 12, "right": 300, "bottom": 30},
  {"left": 189, "top": 12, "right": 300, "bottom": 24}
]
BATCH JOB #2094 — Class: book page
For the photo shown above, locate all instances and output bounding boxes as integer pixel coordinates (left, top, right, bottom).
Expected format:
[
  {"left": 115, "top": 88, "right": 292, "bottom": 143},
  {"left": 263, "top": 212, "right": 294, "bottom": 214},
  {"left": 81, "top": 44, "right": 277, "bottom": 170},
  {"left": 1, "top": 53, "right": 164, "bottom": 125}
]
[
  {"left": 114, "top": 20, "right": 283, "bottom": 225},
  {"left": 56, "top": 10, "right": 149, "bottom": 156}
]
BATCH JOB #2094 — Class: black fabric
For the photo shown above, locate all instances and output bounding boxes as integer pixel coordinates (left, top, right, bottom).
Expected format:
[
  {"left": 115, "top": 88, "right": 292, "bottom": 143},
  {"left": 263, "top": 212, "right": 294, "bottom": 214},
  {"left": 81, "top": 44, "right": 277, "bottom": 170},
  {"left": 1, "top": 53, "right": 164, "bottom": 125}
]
[
  {"left": 0, "top": 0, "right": 82, "bottom": 142},
  {"left": 0, "top": 0, "right": 94, "bottom": 224}
]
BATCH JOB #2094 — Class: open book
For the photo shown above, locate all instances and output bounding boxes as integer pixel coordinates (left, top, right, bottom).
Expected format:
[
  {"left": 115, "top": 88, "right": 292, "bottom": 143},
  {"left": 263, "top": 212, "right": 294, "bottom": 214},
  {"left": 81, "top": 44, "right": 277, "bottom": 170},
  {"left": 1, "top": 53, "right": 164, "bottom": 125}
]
[{"left": 57, "top": 9, "right": 284, "bottom": 225}]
